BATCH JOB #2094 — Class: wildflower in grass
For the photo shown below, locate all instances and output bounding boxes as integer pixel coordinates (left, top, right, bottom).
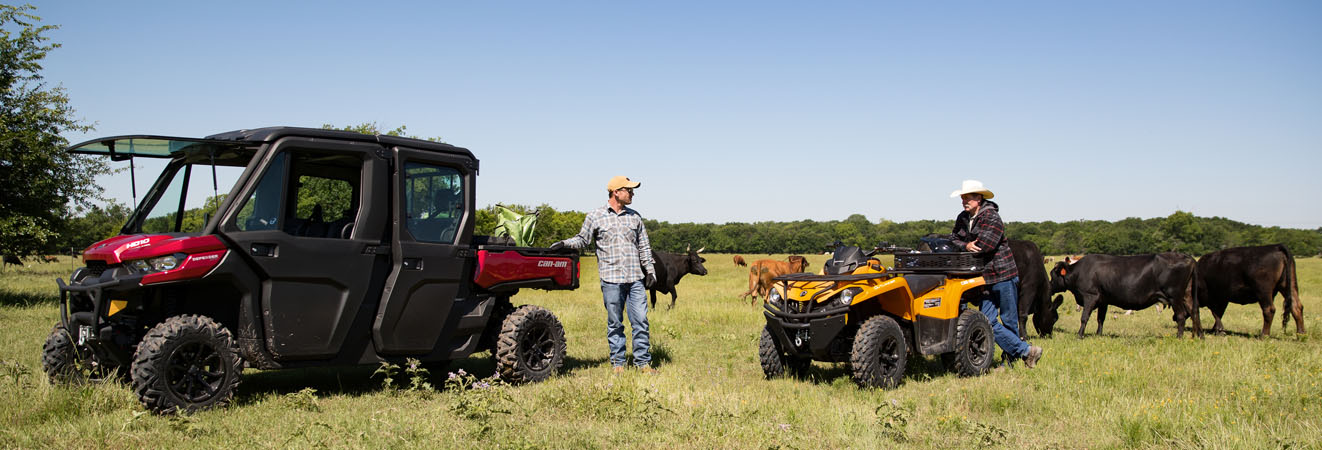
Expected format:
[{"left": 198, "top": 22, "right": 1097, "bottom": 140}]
[{"left": 448, "top": 372, "right": 460, "bottom": 380}]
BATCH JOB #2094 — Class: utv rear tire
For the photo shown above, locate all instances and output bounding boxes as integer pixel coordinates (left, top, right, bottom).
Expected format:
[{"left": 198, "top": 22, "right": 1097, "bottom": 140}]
[
  {"left": 941, "top": 308, "right": 995, "bottom": 377},
  {"left": 758, "top": 325, "right": 810, "bottom": 378},
  {"left": 495, "top": 305, "right": 566, "bottom": 384},
  {"left": 131, "top": 315, "right": 243, "bottom": 414},
  {"left": 42, "top": 323, "right": 119, "bottom": 383},
  {"left": 850, "top": 315, "right": 908, "bottom": 389}
]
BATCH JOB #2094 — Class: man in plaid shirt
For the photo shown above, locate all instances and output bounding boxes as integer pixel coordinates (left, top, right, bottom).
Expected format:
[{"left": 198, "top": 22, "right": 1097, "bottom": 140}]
[
  {"left": 551, "top": 176, "right": 658, "bottom": 374},
  {"left": 949, "top": 180, "right": 1044, "bottom": 369}
]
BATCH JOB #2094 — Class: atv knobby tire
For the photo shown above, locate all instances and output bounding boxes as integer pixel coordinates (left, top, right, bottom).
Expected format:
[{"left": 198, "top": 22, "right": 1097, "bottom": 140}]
[
  {"left": 42, "top": 323, "right": 119, "bottom": 383},
  {"left": 131, "top": 315, "right": 243, "bottom": 414},
  {"left": 758, "top": 325, "right": 810, "bottom": 378},
  {"left": 941, "top": 308, "right": 995, "bottom": 377},
  {"left": 495, "top": 305, "right": 566, "bottom": 384},
  {"left": 850, "top": 315, "right": 908, "bottom": 388}
]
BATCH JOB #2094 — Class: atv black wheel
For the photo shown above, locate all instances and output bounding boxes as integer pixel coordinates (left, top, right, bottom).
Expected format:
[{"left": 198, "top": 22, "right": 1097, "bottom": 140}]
[
  {"left": 131, "top": 315, "right": 243, "bottom": 414},
  {"left": 758, "top": 325, "right": 810, "bottom": 378},
  {"left": 495, "top": 305, "right": 566, "bottom": 384},
  {"left": 41, "top": 323, "right": 119, "bottom": 383},
  {"left": 850, "top": 315, "right": 908, "bottom": 388},
  {"left": 941, "top": 308, "right": 995, "bottom": 377}
]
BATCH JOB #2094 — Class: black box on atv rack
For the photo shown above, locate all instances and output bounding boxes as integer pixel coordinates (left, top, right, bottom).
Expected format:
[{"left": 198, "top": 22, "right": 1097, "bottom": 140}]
[{"left": 893, "top": 252, "right": 984, "bottom": 274}]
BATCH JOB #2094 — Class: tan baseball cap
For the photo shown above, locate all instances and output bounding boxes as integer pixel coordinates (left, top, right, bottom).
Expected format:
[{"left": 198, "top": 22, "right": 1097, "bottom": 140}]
[{"left": 607, "top": 176, "right": 641, "bottom": 191}]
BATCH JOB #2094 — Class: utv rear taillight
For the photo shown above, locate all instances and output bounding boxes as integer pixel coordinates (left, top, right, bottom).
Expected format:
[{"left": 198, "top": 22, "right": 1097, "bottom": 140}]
[{"left": 140, "top": 250, "right": 228, "bottom": 285}]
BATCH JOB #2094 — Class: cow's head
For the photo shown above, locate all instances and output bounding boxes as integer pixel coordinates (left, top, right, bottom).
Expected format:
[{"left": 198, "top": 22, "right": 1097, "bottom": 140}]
[
  {"left": 787, "top": 255, "right": 808, "bottom": 272},
  {"left": 1049, "top": 261, "right": 1073, "bottom": 294},
  {"left": 685, "top": 244, "right": 708, "bottom": 276}
]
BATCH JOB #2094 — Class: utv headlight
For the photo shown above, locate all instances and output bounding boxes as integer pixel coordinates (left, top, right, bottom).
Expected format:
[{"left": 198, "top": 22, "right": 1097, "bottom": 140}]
[
  {"left": 839, "top": 287, "right": 862, "bottom": 305},
  {"left": 767, "top": 289, "right": 783, "bottom": 309},
  {"left": 130, "top": 253, "right": 184, "bottom": 273}
]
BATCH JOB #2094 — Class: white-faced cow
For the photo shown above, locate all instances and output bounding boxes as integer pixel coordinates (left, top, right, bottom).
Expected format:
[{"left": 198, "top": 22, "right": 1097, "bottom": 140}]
[
  {"left": 1049, "top": 253, "right": 1203, "bottom": 338},
  {"left": 1196, "top": 244, "right": 1303, "bottom": 336},
  {"left": 649, "top": 246, "right": 709, "bottom": 310}
]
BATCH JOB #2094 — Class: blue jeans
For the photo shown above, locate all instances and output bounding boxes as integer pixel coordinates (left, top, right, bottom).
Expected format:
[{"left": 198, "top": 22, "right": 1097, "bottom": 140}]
[
  {"left": 979, "top": 277, "right": 1030, "bottom": 360},
  {"left": 602, "top": 280, "right": 650, "bottom": 367}
]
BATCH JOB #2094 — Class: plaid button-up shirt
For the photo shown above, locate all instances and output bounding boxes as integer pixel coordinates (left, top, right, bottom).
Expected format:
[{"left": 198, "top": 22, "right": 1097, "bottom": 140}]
[
  {"left": 950, "top": 200, "right": 1018, "bottom": 284},
  {"left": 562, "top": 205, "right": 656, "bottom": 284}
]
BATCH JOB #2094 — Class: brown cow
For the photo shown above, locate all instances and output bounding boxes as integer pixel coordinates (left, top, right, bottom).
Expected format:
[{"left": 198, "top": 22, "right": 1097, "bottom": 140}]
[
  {"left": 733, "top": 255, "right": 747, "bottom": 267},
  {"left": 740, "top": 255, "right": 808, "bottom": 304},
  {"left": 1196, "top": 244, "right": 1303, "bottom": 336},
  {"left": 41, "top": 255, "right": 59, "bottom": 263}
]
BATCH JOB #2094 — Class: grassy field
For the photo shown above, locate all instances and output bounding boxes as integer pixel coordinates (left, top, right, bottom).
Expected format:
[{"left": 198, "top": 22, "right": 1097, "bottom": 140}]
[{"left": 2, "top": 254, "right": 1321, "bottom": 449}]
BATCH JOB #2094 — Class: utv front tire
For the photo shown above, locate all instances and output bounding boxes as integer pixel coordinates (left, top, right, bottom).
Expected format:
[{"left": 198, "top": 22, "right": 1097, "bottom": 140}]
[
  {"left": 131, "top": 315, "right": 243, "bottom": 414},
  {"left": 42, "top": 323, "right": 119, "bottom": 383},
  {"left": 495, "top": 305, "right": 566, "bottom": 384},
  {"left": 758, "top": 325, "right": 809, "bottom": 378},
  {"left": 850, "top": 315, "right": 908, "bottom": 388},
  {"left": 941, "top": 308, "right": 995, "bottom": 377}
]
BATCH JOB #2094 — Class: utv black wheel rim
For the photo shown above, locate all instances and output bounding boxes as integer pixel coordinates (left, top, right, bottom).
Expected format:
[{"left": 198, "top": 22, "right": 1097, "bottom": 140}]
[
  {"left": 520, "top": 323, "right": 554, "bottom": 371},
  {"left": 969, "top": 327, "right": 991, "bottom": 367},
  {"left": 878, "top": 335, "right": 901, "bottom": 374},
  {"left": 166, "top": 341, "right": 224, "bottom": 403}
]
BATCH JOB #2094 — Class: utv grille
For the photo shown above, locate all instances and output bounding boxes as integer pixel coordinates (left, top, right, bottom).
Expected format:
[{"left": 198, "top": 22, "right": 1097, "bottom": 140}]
[{"left": 85, "top": 260, "right": 109, "bottom": 277}]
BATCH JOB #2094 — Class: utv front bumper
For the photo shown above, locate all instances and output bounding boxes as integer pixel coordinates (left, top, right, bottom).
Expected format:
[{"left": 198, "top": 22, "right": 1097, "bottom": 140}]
[{"left": 763, "top": 302, "right": 851, "bottom": 361}]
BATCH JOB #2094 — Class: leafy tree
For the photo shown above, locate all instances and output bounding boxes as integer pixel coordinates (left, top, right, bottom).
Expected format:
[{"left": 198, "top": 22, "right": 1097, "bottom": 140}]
[
  {"left": 52, "top": 202, "right": 131, "bottom": 253},
  {"left": 0, "top": 5, "right": 110, "bottom": 256}
]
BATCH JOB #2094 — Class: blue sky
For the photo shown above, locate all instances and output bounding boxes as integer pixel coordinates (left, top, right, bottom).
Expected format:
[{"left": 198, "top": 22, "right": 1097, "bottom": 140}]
[{"left": 28, "top": 1, "right": 1322, "bottom": 228}]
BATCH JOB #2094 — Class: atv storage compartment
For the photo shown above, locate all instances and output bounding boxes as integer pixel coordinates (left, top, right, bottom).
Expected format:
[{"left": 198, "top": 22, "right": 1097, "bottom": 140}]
[{"left": 473, "top": 246, "right": 580, "bottom": 292}]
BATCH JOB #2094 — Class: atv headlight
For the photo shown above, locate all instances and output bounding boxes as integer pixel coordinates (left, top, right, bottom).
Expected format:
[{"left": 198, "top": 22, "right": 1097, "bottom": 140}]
[
  {"left": 839, "top": 287, "right": 862, "bottom": 305},
  {"left": 767, "top": 289, "right": 783, "bottom": 309}
]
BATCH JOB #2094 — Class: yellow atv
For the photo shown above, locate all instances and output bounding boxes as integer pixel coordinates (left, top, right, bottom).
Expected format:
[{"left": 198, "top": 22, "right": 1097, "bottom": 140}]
[{"left": 759, "top": 244, "right": 994, "bottom": 388}]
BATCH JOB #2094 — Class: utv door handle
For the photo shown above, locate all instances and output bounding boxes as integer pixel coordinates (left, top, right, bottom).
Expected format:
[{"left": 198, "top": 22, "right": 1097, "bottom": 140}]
[
  {"left": 402, "top": 258, "right": 423, "bottom": 270},
  {"left": 250, "top": 243, "right": 277, "bottom": 257}
]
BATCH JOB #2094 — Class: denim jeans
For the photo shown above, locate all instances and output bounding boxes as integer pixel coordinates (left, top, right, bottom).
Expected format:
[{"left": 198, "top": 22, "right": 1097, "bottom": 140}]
[
  {"left": 602, "top": 280, "right": 650, "bottom": 367},
  {"left": 979, "top": 277, "right": 1030, "bottom": 360}
]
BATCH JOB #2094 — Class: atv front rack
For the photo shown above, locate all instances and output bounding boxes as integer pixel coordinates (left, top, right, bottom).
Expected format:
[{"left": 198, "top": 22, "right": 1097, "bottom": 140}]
[{"left": 772, "top": 272, "right": 890, "bottom": 282}]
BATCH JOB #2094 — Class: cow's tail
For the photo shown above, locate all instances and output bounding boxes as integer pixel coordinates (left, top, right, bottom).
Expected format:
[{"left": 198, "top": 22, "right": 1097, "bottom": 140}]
[
  {"left": 1188, "top": 256, "right": 1203, "bottom": 338},
  {"left": 1278, "top": 244, "right": 1304, "bottom": 333}
]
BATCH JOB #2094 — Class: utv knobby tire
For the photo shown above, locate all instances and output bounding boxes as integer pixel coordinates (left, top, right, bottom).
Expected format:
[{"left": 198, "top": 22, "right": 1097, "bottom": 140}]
[
  {"left": 42, "top": 323, "right": 119, "bottom": 384},
  {"left": 495, "top": 305, "right": 566, "bottom": 384},
  {"left": 131, "top": 315, "right": 243, "bottom": 414},
  {"left": 758, "top": 325, "right": 809, "bottom": 378},
  {"left": 941, "top": 308, "right": 995, "bottom": 377},
  {"left": 850, "top": 315, "right": 908, "bottom": 389}
]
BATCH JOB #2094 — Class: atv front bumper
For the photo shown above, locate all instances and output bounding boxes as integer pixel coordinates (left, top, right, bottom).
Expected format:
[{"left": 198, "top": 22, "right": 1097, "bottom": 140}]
[{"left": 763, "top": 303, "right": 850, "bottom": 361}]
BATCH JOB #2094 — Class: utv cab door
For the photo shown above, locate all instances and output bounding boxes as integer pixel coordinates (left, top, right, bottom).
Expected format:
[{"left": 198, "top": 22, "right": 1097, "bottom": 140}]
[
  {"left": 372, "top": 147, "right": 475, "bottom": 355},
  {"left": 220, "top": 138, "right": 391, "bottom": 361}
]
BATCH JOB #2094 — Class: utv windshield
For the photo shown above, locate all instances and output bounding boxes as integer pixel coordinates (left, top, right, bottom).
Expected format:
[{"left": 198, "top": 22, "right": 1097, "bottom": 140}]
[{"left": 126, "top": 145, "right": 256, "bottom": 234}]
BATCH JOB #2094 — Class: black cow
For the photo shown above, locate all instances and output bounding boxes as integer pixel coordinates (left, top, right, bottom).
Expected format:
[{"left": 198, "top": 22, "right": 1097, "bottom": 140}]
[
  {"left": 1049, "top": 253, "right": 1203, "bottom": 338},
  {"left": 2, "top": 254, "right": 21, "bottom": 271},
  {"left": 1010, "top": 240, "right": 1059, "bottom": 338},
  {"left": 1197, "top": 244, "right": 1303, "bottom": 336},
  {"left": 919, "top": 235, "right": 1058, "bottom": 337},
  {"left": 649, "top": 246, "right": 709, "bottom": 310}
]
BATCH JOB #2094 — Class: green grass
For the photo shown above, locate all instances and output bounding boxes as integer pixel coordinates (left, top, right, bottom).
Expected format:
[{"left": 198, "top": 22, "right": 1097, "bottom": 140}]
[{"left": 2, "top": 254, "right": 1321, "bottom": 448}]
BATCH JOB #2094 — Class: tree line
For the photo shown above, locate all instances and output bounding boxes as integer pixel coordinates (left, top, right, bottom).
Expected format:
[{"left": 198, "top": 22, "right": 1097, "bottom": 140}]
[{"left": 479, "top": 206, "right": 1322, "bottom": 257}]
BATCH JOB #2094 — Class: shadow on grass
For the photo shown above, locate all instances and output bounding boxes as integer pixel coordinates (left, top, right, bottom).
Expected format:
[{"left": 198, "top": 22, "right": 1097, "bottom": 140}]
[{"left": 0, "top": 289, "right": 58, "bottom": 307}]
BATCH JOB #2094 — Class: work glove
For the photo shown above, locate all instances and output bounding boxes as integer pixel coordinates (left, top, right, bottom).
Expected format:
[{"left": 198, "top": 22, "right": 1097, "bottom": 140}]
[
  {"left": 549, "top": 241, "right": 565, "bottom": 251},
  {"left": 644, "top": 273, "right": 656, "bottom": 288}
]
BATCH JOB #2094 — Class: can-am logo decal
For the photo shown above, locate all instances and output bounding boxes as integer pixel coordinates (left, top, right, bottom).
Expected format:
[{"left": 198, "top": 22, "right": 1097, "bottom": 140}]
[
  {"left": 537, "top": 260, "right": 568, "bottom": 268},
  {"left": 126, "top": 238, "right": 151, "bottom": 249}
]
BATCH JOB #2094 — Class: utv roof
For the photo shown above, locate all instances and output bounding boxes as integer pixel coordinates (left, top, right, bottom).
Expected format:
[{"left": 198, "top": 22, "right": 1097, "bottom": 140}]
[{"left": 66, "top": 126, "right": 475, "bottom": 162}]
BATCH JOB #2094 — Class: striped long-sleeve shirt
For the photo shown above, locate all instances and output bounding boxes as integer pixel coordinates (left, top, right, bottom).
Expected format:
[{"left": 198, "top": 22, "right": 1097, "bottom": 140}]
[
  {"left": 949, "top": 200, "right": 1018, "bottom": 284},
  {"left": 562, "top": 205, "right": 656, "bottom": 283}
]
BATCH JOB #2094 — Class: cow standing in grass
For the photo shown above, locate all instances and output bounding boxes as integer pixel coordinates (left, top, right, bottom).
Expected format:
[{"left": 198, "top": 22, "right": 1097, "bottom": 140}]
[
  {"left": 1196, "top": 244, "right": 1303, "bottom": 336},
  {"left": 740, "top": 256, "right": 808, "bottom": 304},
  {"left": 2, "top": 254, "right": 22, "bottom": 271},
  {"left": 1050, "top": 253, "right": 1203, "bottom": 338},
  {"left": 649, "top": 246, "right": 709, "bottom": 310}
]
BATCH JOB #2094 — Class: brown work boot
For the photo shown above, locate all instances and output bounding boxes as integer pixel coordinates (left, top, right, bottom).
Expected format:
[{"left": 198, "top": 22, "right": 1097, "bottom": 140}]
[
  {"left": 1023, "top": 346, "right": 1044, "bottom": 369},
  {"left": 612, "top": 366, "right": 625, "bottom": 375},
  {"left": 639, "top": 366, "right": 658, "bottom": 375}
]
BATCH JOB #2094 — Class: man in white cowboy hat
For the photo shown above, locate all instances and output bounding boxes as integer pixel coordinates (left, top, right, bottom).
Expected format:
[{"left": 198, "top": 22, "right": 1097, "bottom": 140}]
[
  {"left": 551, "top": 176, "right": 659, "bottom": 374},
  {"left": 948, "top": 180, "right": 1044, "bottom": 368}
]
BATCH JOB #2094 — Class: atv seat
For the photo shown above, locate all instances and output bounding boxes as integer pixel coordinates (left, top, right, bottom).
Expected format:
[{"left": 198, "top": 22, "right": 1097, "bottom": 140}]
[{"left": 903, "top": 274, "right": 946, "bottom": 298}]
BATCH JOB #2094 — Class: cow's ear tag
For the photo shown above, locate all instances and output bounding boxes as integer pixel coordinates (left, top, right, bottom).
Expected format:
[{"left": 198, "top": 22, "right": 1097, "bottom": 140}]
[{"left": 1058, "top": 269, "right": 1066, "bottom": 276}]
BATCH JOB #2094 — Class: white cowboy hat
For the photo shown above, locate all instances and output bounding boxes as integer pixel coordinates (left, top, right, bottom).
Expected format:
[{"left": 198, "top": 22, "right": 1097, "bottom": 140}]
[{"left": 950, "top": 179, "right": 995, "bottom": 199}]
